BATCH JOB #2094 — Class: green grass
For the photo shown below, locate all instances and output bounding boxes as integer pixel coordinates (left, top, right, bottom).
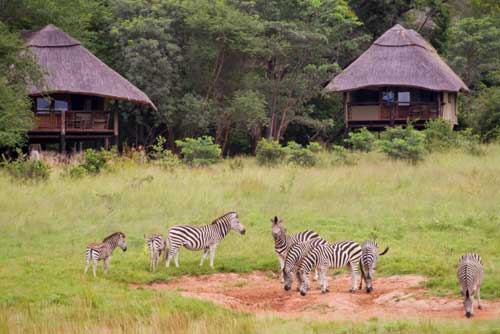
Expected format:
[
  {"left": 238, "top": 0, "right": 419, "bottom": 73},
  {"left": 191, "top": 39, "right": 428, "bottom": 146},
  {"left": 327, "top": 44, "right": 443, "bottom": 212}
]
[{"left": 1, "top": 147, "right": 500, "bottom": 333}]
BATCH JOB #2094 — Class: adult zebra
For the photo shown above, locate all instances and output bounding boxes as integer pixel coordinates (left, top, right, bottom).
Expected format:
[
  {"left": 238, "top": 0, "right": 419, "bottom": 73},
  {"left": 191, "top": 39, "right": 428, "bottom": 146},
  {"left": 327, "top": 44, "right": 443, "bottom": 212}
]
[
  {"left": 297, "top": 240, "right": 362, "bottom": 296},
  {"left": 271, "top": 216, "right": 323, "bottom": 282},
  {"left": 146, "top": 234, "right": 167, "bottom": 272},
  {"left": 84, "top": 232, "right": 127, "bottom": 277},
  {"left": 457, "top": 253, "right": 484, "bottom": 318},
  {"left": 166, "top": 212, "right": 245, "bottom": 268},
  {"left": 359, "top": 240, "right": 389, "bottom": 293},
  {"left": 283, "top": 238, "right": 328, "bottom": 291}
]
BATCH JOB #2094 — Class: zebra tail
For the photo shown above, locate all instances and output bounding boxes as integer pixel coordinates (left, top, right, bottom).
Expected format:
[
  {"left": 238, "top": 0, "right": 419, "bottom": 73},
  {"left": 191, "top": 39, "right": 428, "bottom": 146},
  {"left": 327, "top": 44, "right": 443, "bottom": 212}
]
[{"left": 379, "top": 247, "right": 389, "bottom": 256}]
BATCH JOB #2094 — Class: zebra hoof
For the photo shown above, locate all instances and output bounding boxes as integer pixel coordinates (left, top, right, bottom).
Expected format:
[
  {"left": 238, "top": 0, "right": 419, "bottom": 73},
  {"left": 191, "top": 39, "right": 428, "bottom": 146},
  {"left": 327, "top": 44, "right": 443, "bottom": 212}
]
[
  {"left": 321, "top": 289, "right": 329, "bottom": 294},
  {"left": 465, "top": 312, "right": 472, "bottom": 318},
  {"left": 284, "top": 285, "right": 291, "bottom": 291},
  {"left": 366, "top": 287, "right": 373, "bottom": 293},
  {"left": 300, "top": 290, "right": 307, "bottom": 296},
  {"left": 349, "top": 288, "right": 356, "bottom": 293},
  {"left": 478, "top": 305, "right": 483, "bottom": 310}
]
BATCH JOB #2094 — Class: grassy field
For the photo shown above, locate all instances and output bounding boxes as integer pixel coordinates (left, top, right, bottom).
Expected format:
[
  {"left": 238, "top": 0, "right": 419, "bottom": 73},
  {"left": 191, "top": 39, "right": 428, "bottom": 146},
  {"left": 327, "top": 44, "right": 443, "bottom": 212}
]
[{"left": 1, "top": 147, "right": 500, "bottom": 333}]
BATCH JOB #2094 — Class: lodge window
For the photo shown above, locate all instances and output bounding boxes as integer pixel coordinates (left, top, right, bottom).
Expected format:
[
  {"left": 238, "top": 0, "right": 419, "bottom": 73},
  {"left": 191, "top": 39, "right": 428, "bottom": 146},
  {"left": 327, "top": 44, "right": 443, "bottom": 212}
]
[
  {"left": 71, "top": 95, "right": 86, "bottom": 111},
  {"left": 351, "top": 89, "right": 379, "bottom": 105},
  {"left": 413, "top": 89, "right": 435, "bottom": 103},
  {"left": 398, "top": 92, "right": 410, "bottom": 106},
  {"left": 382, "top": 91, "right": 395, "bottom": 105},
  {"left": 54, "top": 99, "right": 68, "bottom": 111},
  {"left": 36, "top": 97, "right": 51, "bottom": 114}
]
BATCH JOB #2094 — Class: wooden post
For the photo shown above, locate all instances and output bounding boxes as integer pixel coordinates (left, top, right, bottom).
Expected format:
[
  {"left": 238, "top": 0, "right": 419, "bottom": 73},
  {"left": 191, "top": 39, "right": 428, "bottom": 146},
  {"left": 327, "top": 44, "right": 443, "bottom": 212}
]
[
  {"left": 104, "top": 137, "right": 110, "bottom": 150},
  {"left": 113, "top": 107, "right": 119, "bottom": 147},
  {"left": 60, "top": 108, "right": 66, "bottom": 153},
  {"left": 343, "top": 92, "right": 349, "bottom": 132}
]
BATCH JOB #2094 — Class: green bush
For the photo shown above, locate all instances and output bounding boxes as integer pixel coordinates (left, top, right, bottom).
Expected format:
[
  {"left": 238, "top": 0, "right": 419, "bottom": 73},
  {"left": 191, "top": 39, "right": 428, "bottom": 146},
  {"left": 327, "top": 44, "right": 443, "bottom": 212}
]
[
  {"left": 80, "top": 149, "right": 107, "bottom": 174},
  {"left": 285, "top": 141, "right": 317, "bottom": 167},
  {"left": 255, "top": 139, "right": 286, "bottom": 166},
  {"left": 150, "top": 136, "right": 180, "bottom": 170},
  {"left": 2, "top": 151, "right": 50, "bottom": 182},
  {"left": 377, "top": 125, "right": 427, "bottom": 164},
  {"left": 175, "top": 136, "right": 221, "bottom": 167},
  {"left": 456, "top": 129, "right": 485, "bottom": 156},
  {"left": 345, "top": 127, "right": 375, "bottom": 152},
  {"left": 307, "top": 141, "right": 323, "bottom": 153},
  {"left": 424, "top": 119, "right": 456, "bottom": 152},
  {"left": 66, "top": 165, "right": 86, "bottom": 179},
  {"left": 330, "top": 145, "right": 357, "bottom": 166}
]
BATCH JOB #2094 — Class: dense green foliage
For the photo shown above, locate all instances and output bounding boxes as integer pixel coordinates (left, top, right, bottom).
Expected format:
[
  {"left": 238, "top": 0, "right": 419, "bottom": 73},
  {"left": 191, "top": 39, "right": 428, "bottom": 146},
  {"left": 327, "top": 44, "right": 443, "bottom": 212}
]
[
  {"left": 378, "top": 125, "right": 427, "bottom": 164},
  {"left": 285, "top": 141, "right": 318, "bottom": 167},
  {"left": 345, "top": 127, "right": 375, "bottom": 152},
  {"left": 175, "top": 136, "right": 222, "bottom": 167},
  {"left": 1, "top": 150, "right": 50, "bottom": 182},
  {"left": 255, "top": 138, "right": 286, "bottom": 165}
]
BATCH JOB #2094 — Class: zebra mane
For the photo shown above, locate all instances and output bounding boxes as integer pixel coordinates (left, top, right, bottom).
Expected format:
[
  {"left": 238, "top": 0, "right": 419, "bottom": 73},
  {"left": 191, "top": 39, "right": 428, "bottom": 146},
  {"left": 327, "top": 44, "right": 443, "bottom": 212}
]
[
  {"left": 211, "top": 211, "right": 237, "bottom": 224},
  {"left": 103, "top": 232, "right": 125, "bottom": 242}
]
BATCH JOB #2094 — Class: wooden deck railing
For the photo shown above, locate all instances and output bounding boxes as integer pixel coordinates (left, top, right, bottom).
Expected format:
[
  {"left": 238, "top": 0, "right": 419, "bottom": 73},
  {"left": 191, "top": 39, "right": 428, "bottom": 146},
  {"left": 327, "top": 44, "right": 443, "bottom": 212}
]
[
  {"left": 34, "top": 111, "right": 111, "bottom": 131},
  {"left": 348, "top": 102, "right": 438, "bottom": 121}
]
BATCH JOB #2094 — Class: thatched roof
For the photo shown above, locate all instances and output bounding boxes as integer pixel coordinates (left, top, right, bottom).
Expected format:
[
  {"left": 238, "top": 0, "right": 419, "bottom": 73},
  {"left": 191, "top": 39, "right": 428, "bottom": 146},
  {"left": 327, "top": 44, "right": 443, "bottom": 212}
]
[
  {"left": 326, "top": 24, "right": 469, "bottom": 93},
  {"left": 23, "top": 24, "right": 156, "bottom": 110}
]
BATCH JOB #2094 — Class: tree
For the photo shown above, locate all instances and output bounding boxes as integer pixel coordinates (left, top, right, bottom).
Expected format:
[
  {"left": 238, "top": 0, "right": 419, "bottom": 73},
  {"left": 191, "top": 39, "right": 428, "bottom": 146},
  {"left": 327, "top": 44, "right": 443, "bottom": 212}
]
[{"left": 0, "top": 22, "right": 42, "bottom": 149}]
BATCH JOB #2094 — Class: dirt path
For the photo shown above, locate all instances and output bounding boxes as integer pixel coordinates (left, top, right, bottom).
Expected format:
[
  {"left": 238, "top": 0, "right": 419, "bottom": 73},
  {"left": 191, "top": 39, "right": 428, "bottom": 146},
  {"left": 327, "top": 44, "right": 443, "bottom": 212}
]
[{"left": 132, "top": 271, "right": 500, "bottom": 321}]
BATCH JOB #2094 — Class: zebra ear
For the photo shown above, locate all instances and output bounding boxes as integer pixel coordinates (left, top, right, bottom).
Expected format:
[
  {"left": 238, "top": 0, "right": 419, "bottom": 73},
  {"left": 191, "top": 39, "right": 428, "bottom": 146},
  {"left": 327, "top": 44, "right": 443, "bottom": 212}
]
[{"left": 272, "top": 216, "right": 278, "bottom": 224}]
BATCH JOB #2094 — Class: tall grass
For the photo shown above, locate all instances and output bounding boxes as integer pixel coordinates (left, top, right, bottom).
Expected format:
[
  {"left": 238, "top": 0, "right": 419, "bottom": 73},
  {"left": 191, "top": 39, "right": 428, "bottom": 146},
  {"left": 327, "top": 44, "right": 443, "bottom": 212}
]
[{"left": 1, "top": 147, "right": 499, "bottom": 333}]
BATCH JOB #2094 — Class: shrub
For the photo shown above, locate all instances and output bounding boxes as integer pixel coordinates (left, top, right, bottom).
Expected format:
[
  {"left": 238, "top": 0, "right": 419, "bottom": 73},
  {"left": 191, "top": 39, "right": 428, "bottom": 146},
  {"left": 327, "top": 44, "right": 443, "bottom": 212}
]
[
  {"left": 330, "top": 145, "right": 357, "bottom": 166},
  {"left": 150, "top": 136, "right": 180, "bottom": 170},
  {"left": 377, "top": 125, "right": 427, "bottom": 164},
  {"left": 307, "top": 141, "right": 323, "bottom": 153},
  {"left": 228, "top": 158, "right": 244, "bottom": 170},
  {"left": 66, "top": 165, "right": 86, "bottom": 179},
  {"left": 345, "top": 127, "right": 375, "bottom": 152},
  {"left": 2, "top": 150, "right": 50, "bottom": 182},
  {"left": 80, "top": 149, "right": 107, "bottom": 174},
  {"left": 424, "top": 119, "right": 456, "bottom": 152},
  {"left": 175, "top": 136, "right": 221, "bottom": 167},
  {"left": 456, "top": 129, "right": 485, "bottom": 156},
  {"left": 255, "top": 139, "right": 286, "bottom": 166},
  {"left": 285, "top": 141, "right": 317, "bottom": 167}
]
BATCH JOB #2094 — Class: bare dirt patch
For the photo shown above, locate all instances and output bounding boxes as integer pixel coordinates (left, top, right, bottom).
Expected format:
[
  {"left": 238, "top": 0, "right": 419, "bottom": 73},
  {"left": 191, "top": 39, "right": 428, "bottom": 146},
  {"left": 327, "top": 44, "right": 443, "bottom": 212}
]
[{"left": 132, "top": 271, "right": 500, "bottom": 321}]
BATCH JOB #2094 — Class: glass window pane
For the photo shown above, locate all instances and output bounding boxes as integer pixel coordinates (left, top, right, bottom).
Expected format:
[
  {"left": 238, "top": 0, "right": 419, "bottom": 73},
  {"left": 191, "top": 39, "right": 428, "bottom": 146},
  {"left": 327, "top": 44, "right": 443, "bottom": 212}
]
[
  {"left": 91, "top": 96, "right": 104, "bottom": 110},
  {"left": 54, "top": 100, "right": 68, "bottom": 111},
  {"left": 398, "top": 92, "right": 410, "bottom": 106},
  {"left": 71, "top": 95, "right": 86, "bottom": 111},
  {"left": 382, "top": 91, "right": 394, "bottom": 105},
  {"left": 352, "top": 90, "right": 378, "bottom": 104},
  {"left": 36, "top": 97, "right": 51, "bottom": 111}
]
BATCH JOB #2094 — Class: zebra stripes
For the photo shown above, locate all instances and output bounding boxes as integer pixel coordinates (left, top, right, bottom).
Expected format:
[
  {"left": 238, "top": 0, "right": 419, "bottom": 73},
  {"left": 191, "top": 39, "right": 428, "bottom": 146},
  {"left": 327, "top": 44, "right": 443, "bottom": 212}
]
[
  {"left": 457, "top": 253, "right": 484, "bottom": 318},
  {"left": 166, "top": 212, "right": 245, "bottom": 268},
  {"left": 283, "top": 238, "right": 327, "bottom": 291},
  {"left": 271, "top": 216, "right": 322, "bottom": 282},
  {"left": 84, "top": 232, "right": 127, "bottom": 277},
  {"left": 297, "top": 240, "right": 362, "bottom": 296},
  {"left": 146, "top": 234, "right": 167, "bottom": 272},
  {"left": 359, "top": 240, "right": 389, "bottom": 293}
]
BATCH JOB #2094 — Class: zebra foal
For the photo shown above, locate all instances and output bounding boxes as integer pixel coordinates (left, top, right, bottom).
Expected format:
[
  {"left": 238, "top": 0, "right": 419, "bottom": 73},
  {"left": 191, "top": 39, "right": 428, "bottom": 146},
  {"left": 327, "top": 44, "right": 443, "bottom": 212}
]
[
  {"left": 271, "top": 216, "right": 322, "bottom": 283},
  {"left": 84, "top": 232, "right": 127, "bottom": 277},
  {"left": 146, "top": 234, "right": 167, "bottom": 272},
  {"left": 166, "top": 212, "right": 245, "bottom": 268},
  {"left": 457, "top": 253, "right": 484, "bottom": 318},
  {"left": 297, "top": 240, "right": 362, "bottom": 296},
  {"left": 359, "top": 240, "right": 389, "bottom": 293},
  {"left": 283, "top": 238, "right": 327, "bottom": 291}
]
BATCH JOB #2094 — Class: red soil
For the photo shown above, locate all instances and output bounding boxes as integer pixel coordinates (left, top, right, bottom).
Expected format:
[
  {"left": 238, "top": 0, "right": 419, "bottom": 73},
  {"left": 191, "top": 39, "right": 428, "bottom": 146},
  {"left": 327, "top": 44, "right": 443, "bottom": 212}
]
[{"left": 132, "top": 271, "right": 500, "bottom": 321}]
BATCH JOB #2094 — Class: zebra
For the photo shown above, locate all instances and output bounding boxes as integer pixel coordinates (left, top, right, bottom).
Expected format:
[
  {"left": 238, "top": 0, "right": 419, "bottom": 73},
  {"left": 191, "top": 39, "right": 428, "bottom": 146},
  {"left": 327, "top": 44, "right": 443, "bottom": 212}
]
[
  {"left": 84, "top": 232, "right": 127, "bottom": 277},
  {"left": 166, "top": 212, "right": 245, "bottom": 268},
  {"left": 457, "top": 253, "right": 484, "bottom": 318},
  {"left": 283, "top": 238, "right": 328, "bottom": 291},
  {"left": 297, "top": 240, "right": 362, "bottom": 296},
  {"left": 358, "top": 240, "right": 389, "bottom": 293},
  {"left": 271, "top": 216, "right": 322, "bottom": 283},
  {"left": 146, "top": 234, "right": 167, "bottom": 272}
]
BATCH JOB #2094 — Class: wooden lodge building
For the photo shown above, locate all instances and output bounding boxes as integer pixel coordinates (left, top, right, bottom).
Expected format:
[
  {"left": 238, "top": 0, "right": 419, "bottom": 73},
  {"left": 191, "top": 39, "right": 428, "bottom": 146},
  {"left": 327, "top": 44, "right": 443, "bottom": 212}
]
[
  {"left": 22, "top": 24, "right": 155, "bottom": 152},
  {"left": 326, "top": 24, "right": 469, "bottom": 130}
]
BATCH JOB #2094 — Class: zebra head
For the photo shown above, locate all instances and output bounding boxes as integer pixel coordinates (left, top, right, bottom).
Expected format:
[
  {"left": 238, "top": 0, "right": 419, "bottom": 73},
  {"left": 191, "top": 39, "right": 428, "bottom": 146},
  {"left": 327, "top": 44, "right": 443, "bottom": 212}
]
[
  {"left": 463, "top": 290, "right": 473, "bottom": 318},
  {"left": 227, "top": 212, "right": 246, "bottom": 235},
  {"left": 271, "top": 216, "right": 286, "bottom": 241},
  {"left": 117, "top": 232, "right": 127, "bottom": 252}
]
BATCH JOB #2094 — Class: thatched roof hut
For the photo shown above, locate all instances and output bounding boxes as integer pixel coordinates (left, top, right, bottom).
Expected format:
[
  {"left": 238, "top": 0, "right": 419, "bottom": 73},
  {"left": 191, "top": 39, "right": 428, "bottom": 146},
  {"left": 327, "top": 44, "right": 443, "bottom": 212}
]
[
  {"left": 23, "top": 24, "right": 156, "bottom": 109},
  {"left": 326, "top": 24, "right": 468, "bottom": 93},
  {"left": 326, "top": 24, "right": 468, "bottom": 130}
]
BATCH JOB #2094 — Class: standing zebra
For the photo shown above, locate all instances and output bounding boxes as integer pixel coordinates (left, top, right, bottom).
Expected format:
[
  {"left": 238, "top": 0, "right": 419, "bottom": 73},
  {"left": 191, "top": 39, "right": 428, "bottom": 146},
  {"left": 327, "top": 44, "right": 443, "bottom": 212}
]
[
  {"left": 297, "top": 240, "right": 362, "bottom": 296},
  {"left": 146, "top": 234, "right": 167, "bottom": 272},
  {"left": 359, "top": 240, "right": 389, "bottom": 293},
  {"left": 271, "top": 216, "right": 322, "bottom": 283},
  {"left": 166, "top": 212, "right": 245, "bottom": 268},
  {"left": 457, "top": 253, "right": 484, "bottom": 318},
  {"left": 283, "top": 238, "right": 328, "bottom": 291},
  {"left": 84, "top": 232, "right": 127, "bottom": 277}
]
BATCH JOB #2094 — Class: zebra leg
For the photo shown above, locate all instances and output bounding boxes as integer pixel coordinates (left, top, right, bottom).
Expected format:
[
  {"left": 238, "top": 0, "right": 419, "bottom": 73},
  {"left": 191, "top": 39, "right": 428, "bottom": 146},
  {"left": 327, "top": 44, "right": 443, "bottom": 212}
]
[
  {"left": 349, "top": 262, "right": 358, "bottom": 293},
  {"left": 92, "top": 257, "right": 98, "bottom": 278},
  {"left": 209, "top": 245, "right": 217, "bottom": 268},
  {"left": 320, "top": 269, "right": 329, "bottom": 293},
  {"left": 300, "top": 271, "right": 310, "bottom": 296},
  {"left": 174, "top": 251, "right": 180, "bottom": 268},
  {"left": 477, "top": 287, "right": 483, "bottom": 310},
  {"left": 155, "top": 251, "right": 160, "bottom": 272},
  {"left": 278, "top": 256, "right": 285, "bottom": 283},
  {"left": 313, "top": 268, "right": 319, "bottom": 281},
  {"left": 103, "top": 257, "right": 110, "bottom": 274},
  {"left": 84, "top": 252, "right": 91, "bottom": 274},
  {"left": 200, "top": 248, "right": 209, "bottom": 267},
  {"left": 166, "top": 246, "right": 179, "bottom": 268}
]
